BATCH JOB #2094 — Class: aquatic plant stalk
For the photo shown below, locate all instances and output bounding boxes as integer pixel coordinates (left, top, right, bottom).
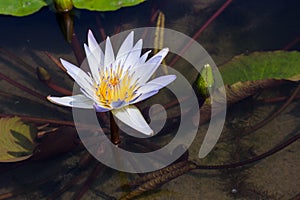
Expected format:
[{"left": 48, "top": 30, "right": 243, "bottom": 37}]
[
  {"left": 242, "top": 83, "right": 300, "bottom": 135},
  {"left": 169, "top": 0, "right": 234, "bottom": 67},
  {"left": 121, "top": 131, "right": 300, "bottom": 199},
  {"left": 44, "top": 51, "right": 67, "bottom": 72},
  {"left": 95, "top": 14, "right": 107, "bottom": 40},
  {"left": 0, "top": 113, "right": 109, "bottom": 132},
  {"left": 110, "top": 111, "right": 120, "bottom": 145},
  {"left": 0, "top": 48, "right": 35, "bottom": 71},
  {"left": 37, "top": 66, "right": 72, "bottom": 95},
  {"left": 46, "top": 82, "right": 72, "bottom": 96},
  {"left": 258, "top": 94, "right": 300, "bottom": 103},
  {"left": 0, "top": 72, "right": 45, "bottom": 100},
  {"left": 0, "top": 113, "right": 74, "bottom": 126},
  {"left": 195, "top": 130, "right": 300, "bottom": 170},
  {"left": 120, "top": 162, "right": 197, "bottom": 200},
  {"left": 71, "top": 33, "right": 85, "bottom": 65},
  {"left": 283, "top": 34, "right": 300, "bottom": 50}
]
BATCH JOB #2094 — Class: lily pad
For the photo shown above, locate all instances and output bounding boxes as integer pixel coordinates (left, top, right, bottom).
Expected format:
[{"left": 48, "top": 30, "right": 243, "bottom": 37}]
[
  {"left": 196, "top": 51, "right": 300, "bottom": 125},
  {"left": 219, "top": 51, "right": 300, "bottom": 86},
  {"left": 73, "top": 0, "right": 145, "bottom": 11},
  {"left": 0, "top": 0, "right": 47, "bottom": 16},
  {"left": 0, "top": 117, "right": 37, "bottom": 162},
  {"left": 0, "top": 0, "right": 145, "bottom": 16}
]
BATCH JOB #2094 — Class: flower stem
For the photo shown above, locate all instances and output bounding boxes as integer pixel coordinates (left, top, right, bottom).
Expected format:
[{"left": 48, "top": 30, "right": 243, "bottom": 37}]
[{"left": 110, "top": 111, "right": 120, "bottom": 145}]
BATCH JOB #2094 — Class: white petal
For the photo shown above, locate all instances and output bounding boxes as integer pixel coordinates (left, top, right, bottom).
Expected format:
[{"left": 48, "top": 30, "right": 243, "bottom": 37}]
[
  {"left": 123, "top": 40, "right": 143, "bottom": 70},
  {"left": 137, "top": 50, "right": 151, "bottom": 65},
  {"left": 47, "top": 94, "right": 94, "bottom": 109},
  {"left": 130, "top": 90, "right": 159, "bottom": 104},
  {"left": 87, "top": 30, "right": 104, "bottom": 67},
  {"left": 94, "top": 104, "right": 110, "bottom": 112},
  {"left": 116, "top": 31, "right": 134, "bottom": 63},
  {"left": 131, "top": 75, "right": 176, "bottom": 104},
  {"left": 104, "top": 37, "right": 115, "bottom": 69},
  {"left": 112, "top": 105, "right": 153, "bottom": 135},
  {"left": 133, "top": 48, "right": 169, "bottom": 85},
  {"left": 60, "top": 59, "right": 94, "bottom": 96},
  {"left": 147, "top": 48, "right": 169, "bottom": 64},
  {"left": 84, "top": 44, "right": 100, "bottom": 82},
  {"left": 111, "top": 100, "right": 127, "bottom": 109},
  {"left": 144, "top": 75, "right": 176, "bottom": 89}
]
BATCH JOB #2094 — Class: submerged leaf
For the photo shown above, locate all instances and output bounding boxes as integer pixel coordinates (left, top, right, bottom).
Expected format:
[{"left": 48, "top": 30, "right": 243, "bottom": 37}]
[{"left": 0, "top": 117, "right": 37, "bottom": 162}]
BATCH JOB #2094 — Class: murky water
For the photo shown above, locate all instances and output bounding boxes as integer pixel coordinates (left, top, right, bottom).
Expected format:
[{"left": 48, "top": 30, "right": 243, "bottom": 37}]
[{"left": 0, "top": 0, "right": 300, "bottom": 199}]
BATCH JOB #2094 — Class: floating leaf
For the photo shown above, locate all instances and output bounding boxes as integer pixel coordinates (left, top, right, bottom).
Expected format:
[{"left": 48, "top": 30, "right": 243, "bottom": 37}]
[
  {"left": 196, "top": 51, "right": 300, "bottom": 125},
  {"left": 0, "top": 0, "right": 145, "bottom": 16},
  {"left": 0, "top": 117, "right": 37, "bottom": 162},
  {"left": 0, "top": 0, "right": 47, "bottom": 16},
  {"left": 73, "top": 0, "right": 145, "bottom": 11},
  {"left": 219, "top": 51, "right": 300, "bottom": 86}
]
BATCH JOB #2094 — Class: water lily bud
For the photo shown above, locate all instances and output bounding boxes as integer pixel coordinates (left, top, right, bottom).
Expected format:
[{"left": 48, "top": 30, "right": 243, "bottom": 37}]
[
  {"left": 54, "top": 0, "right": 73, "bottom": 13},
  {"left": 37, "top": 66, "right": 51, "bottom": 82},
  {"left": 193, "top": 64, "right": 214, "bottom": 105}
]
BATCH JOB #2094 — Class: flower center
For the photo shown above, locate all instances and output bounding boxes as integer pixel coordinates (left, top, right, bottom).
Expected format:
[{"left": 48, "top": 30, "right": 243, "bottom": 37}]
[
  {"left": 109, "top": 77, "right": 119, "bottom": 86},
  {"left": 95, "top": 65, "right": 139, "bottom": 108}
]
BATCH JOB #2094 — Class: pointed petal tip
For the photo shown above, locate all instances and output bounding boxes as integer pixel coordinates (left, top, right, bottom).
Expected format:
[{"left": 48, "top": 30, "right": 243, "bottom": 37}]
[
  {"left": 142, "top": 128, "right": 154, "bottom": 136},
  {"left": 87, "top": 29, "right": 95, "bottom": 39},
  {"left": 46, "top": 95, "right": 52, "bottom": 102},
  {"left": 168, "top": 74, "right": 177, "bottom": 82},
  {"left": 163, "top": 47, "right": 169, "bottom": 52},
  {"left": 60, "top": 58, "right": 73, "bottom": 69},
  {"left": 46, "top": 95, "right": 65, "bottom": 106}
]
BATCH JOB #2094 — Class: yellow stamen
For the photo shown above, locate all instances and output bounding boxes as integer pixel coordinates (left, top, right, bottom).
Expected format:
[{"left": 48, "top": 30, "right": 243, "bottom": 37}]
[{"left": 95, "top": 65, "right": 139, "bottom": 108}]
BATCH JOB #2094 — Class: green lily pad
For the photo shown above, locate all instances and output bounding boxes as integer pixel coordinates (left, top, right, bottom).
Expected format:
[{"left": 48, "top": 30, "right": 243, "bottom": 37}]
[
  {"left": 73, "top": 0, "right": 145, "bottom": 11},
  {"left": 0, "top": 117, "right": 37, "bottom": 162},
  {"left": 219, "top": 51, "right": 300, "bottom": 86},
  {"left": 0, "top": 0, "right": 47, "bottom": 16},
  {"left": 196, "top": 51, "right": 300, "bottom": 125},
  {"left": 0, "top": 0, "right": 145, "bottom": 16}
]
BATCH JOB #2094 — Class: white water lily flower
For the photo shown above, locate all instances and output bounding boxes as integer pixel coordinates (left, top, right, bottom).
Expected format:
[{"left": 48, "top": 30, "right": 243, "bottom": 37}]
[{"left": 47, "top": 30, "right": 176, "bottom": 135}]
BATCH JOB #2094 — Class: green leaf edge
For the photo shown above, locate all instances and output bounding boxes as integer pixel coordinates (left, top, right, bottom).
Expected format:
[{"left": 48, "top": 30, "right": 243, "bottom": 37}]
[{"left": 219, "top": 51, "right": 300, "bottom": 86}]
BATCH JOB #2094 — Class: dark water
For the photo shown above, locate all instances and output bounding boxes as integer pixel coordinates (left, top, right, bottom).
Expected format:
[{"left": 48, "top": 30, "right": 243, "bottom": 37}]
[{"left": 0, "top": 0, "right": 300, "bottom": 199}]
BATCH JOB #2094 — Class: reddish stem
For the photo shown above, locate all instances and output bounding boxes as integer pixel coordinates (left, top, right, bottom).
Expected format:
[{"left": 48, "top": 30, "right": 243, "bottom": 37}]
[
  {"left": 44, "top": 51, "right": 66, "bottom": 72},
  {"left": 259, "top": 95, "right": 300, "bottom": 103},
  {"left": 110, "top": 111, "right": 120, "bottom": 145},
  {"left": 0, "top": 48, "right": 35, "bottom": 71},
  {"left": 71, "top": 33, "right": 85, "bottom": 65},
  {"left": 283, "top": 34, "right": 300, "bottom": 50},
  {"left": 168, "top": 0, "right": 234, "bottom": 67},
  {"left": 47, "top": 81, "right": 72, "bottom": 96},
  {"left": 0, "top": 113, "right": 109, "bottom": 132},
  {"left": 114, "top": 25, "right": 121, "bottom": 35},
  {"left": 0, "top": 72, "right": 45, "bottom": 100},
  {"left": 95, "top": 14, "right": 107, "bottom": 41},
  {"left": 0, "top": 113, "right": 74, "bottom": 126},
  {"left": 150, "top": 9, "right": 160, "bottom": 23}
]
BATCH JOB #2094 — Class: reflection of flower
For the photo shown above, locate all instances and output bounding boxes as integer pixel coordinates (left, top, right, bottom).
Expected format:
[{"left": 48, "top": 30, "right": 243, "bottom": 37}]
[{"left": 48, "top": 30, "right": 176, "bottom": 135}]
